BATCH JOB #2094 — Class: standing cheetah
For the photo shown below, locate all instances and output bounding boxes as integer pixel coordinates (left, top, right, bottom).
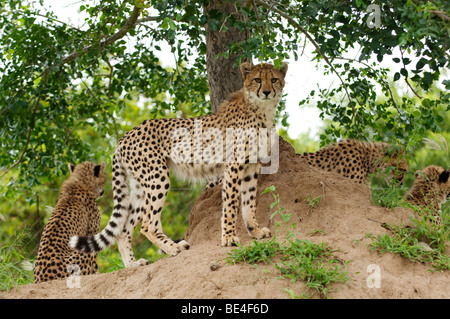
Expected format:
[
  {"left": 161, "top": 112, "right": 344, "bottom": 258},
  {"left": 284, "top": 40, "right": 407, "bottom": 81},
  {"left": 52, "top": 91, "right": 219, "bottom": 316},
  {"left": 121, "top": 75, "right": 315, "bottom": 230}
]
[
  {"left": 33, "top": 162, "right": 106, "bottom": 283},
  {"left": 70, "top": 62, "right": 288, "bottom": 268},
  {"left": 298, "top": 139, "right": 408, "bottom": 184},
  {"left": 405, "top": 165, "right": 450, "bottom": 226}
]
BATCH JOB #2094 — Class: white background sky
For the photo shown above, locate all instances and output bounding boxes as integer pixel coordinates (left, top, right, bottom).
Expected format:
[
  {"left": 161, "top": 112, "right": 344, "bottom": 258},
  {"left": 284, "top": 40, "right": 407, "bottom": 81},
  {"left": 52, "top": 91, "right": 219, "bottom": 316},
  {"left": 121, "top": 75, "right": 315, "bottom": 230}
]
[{"left": 39, "top": 0, "right": 348, "bottom": 140}]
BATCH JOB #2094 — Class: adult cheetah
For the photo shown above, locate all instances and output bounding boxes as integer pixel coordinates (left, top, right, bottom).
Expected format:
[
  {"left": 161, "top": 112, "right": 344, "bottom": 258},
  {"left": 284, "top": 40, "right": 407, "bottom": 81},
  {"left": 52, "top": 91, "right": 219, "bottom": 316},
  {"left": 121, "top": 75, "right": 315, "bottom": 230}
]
[
  {"left": 298, "top": 139, "right": 408, "bottom": 184},
  {"left": 405, "top": 165, "right": 450, "bottom": 226},
  {"left": 33, "top": 162, "right": 106, "bottom": 283},
  {"left": 70, "top": 62, "right": 288, "bottom": 268}
]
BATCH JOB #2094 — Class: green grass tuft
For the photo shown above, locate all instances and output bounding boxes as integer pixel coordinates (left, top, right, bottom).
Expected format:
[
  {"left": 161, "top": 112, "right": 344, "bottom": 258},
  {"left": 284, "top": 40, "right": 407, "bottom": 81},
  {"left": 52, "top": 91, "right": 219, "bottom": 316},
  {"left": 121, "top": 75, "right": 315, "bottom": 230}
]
[{"left": 227, "top": 186, "right": 349, "bottom": 299}]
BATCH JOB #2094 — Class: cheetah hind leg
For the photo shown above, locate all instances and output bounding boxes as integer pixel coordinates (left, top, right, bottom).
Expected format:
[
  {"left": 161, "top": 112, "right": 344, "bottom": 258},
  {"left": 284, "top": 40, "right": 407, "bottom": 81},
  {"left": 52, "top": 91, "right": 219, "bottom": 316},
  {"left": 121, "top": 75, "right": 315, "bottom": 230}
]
[
  {"left": 139, "top": 170, "right": 190, "bottom": 256},
  {"left": 117, "top": 177, "right": 149, "bottom": 268},
  {"left": 117, "top": 230, "right": 149, "bottom": 268}
]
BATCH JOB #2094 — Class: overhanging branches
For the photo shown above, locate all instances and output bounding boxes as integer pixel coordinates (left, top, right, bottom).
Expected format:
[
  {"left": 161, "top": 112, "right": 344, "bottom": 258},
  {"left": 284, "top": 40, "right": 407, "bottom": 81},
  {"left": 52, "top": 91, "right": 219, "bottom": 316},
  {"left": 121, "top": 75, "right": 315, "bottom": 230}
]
[
  {"left": 0, "top": 3, "right": 143, "bottom": 180},
  {"left": 253, "top": 0, "right": 358, "bottom": 120}
]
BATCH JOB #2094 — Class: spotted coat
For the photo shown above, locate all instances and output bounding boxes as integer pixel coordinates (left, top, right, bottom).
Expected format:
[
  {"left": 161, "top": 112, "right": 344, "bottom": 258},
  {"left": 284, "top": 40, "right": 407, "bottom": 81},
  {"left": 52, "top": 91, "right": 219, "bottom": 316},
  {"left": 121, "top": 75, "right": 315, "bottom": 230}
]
[
  {"left": 33, "top": 162, "right": 106, "bottom": 283},
  {"left": 70, "top": 62, "right": 288, "bottom": 268},
  {"left": 298, "top": 139, "right": 408, "bottom": 184}
]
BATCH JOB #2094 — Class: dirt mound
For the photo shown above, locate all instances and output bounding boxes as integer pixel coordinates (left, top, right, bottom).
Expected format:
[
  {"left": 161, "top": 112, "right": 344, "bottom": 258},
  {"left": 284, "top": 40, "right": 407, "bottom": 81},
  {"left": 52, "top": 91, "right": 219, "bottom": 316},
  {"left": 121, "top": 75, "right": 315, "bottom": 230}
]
[{"left": 2, "top": 137, "right": 449, "bottom": 299}]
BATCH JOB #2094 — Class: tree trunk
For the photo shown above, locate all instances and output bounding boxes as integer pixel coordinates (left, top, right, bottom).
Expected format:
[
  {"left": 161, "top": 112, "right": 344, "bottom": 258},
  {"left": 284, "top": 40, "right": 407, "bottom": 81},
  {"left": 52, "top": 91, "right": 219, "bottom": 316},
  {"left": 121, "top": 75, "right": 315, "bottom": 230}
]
[{"left": 204, "top": 0, "right": 250, "bottom": 113}]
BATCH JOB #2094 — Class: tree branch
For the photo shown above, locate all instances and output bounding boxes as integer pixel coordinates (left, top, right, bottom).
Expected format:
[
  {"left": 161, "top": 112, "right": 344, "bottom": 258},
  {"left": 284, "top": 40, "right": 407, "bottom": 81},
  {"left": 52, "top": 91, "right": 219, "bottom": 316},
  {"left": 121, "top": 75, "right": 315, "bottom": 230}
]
[
  {"left": 430, "top": 10, "right": 450, "bottom": 22},
  {"left": 10, "top": 9, "right": 83, "bottom": 32},
  {"left": 399, "top": 48, "right": 423, "bottom": 99},
  {"left": 136, "top": 16, "right": 160, "bottom": 24},
  {"left": 253, "top": 0, "right": 357, "bottom": 120},
  {"left": 0, "top": 4, "right": 142, "bottom": 181},
  {"left": 60, "top": 5, "right": 141, "bottom": 67},
  {"left": 334, "top": 56, "right": 399, "bottom": 110}
]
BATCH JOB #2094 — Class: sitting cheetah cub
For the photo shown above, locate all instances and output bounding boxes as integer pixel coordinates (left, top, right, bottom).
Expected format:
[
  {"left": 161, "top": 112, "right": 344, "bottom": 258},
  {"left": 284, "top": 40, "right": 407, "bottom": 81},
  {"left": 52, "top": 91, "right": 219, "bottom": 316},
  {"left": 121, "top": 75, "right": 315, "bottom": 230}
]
[
  {"left": 405, "top": 165, "right": 450, "bottom": 226},
  {"left": 34, "top": 162, "right": 106, "bottom": 283},
  {"left": 71, "top": 62, "right": 288, "bottom": 268}
]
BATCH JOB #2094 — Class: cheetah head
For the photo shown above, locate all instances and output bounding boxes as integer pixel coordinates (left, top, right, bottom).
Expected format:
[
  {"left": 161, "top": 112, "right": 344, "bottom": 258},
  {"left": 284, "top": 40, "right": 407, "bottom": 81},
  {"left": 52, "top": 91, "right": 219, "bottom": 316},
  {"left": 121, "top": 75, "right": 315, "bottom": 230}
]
[
  {"left": 414, "top": 165, "right": 450, "bottom": 203},
  {"left": 240, "top": 62, "right": 288, "bottom": 107},
  {"left": 414, "top": 166, "right": 450, "bottom": 202},
  {"left": 68, "top": 161, "right": 107, "bottom": 198}
]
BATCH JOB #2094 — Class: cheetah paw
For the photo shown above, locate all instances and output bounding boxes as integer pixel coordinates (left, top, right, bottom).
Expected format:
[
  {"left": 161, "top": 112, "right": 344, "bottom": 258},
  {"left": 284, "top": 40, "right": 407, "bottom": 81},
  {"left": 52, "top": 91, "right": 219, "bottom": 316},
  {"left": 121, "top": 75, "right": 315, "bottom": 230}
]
[
  {"left": 221, "top": 235, "right": 240, "bottom": 247},
  {"left": 253, "top": 227, "right": 272, "bottom": 240},
  {"left": 127, "top": 258, "right": 149, "bottom": 268},
  {"left": 161, "top": 240, "right": 190, "bottom": 256},
  {"left": 176, "top": 240, "right": 190, "bottom": 251}
]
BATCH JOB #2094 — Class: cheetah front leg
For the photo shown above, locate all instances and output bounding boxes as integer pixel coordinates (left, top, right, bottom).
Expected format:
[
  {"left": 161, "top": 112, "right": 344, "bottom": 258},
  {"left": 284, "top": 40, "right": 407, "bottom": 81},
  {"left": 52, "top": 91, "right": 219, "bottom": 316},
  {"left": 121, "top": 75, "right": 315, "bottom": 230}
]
[{"left": 240, "top": 163, "right": 271, "bottom": 240}]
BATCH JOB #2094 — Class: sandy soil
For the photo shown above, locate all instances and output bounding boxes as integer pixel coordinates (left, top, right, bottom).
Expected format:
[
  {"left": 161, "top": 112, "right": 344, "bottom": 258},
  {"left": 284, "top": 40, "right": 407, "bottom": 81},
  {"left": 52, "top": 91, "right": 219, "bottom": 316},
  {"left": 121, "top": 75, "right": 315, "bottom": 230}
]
[{"left": 2, "top": 137, "right": 449, "bottom": 299}]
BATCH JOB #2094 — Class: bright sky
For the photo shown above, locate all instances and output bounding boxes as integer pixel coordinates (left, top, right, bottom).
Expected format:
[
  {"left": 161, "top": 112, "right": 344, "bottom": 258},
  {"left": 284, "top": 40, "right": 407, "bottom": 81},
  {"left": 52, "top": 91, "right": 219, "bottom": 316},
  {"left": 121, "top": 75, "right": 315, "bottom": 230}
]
[{"left": 39, "top": 0, "right": 334, "bottom": 139}]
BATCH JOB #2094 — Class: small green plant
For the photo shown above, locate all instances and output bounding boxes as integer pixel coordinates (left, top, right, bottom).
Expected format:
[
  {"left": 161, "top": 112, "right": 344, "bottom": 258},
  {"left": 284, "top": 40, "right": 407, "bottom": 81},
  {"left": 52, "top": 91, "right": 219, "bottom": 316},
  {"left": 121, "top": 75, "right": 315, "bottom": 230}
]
[
  {"left": 305, "top": 194, "right": 323, "bottom": 214},
  {"left": 276, "top": 239, "right": 349, "bottom": 298},
  {"left": 0, "top": 231, "right": 35, "bottom": 291},
  {"left": 423, "top": 136, "right": 448, "bottom": 158},
  {"left": 370, "top": 178, "right": 408, "bottom": 210},
  {"left": 227, "top": 186, "right": 349, "bottom": 299},
  {"left": 283, "top": 288, "right": 312, "bottom": 299},
  {"left": 368, "top": 207, "right": 450, "bottom": 271},
  {"left": 306, "top": 194, "right": 322, "bottom": 208},
  {"left": 261, "top": 185, "right": 294, "bottom": 239},
  {"left": 98, "top": 248, "right": 125, "bottom": 273},
  {"left": 226, "top": 237, "right": 280, "bottom": 265},
  {"left": 308, "top": 229, "right": 326, "bottom": 236}
]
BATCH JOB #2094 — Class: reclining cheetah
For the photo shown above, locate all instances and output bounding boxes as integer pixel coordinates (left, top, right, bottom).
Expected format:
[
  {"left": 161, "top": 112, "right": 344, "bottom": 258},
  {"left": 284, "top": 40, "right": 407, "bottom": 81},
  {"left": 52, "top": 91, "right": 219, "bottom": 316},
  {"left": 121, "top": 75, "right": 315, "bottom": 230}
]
[
  {"left": 297, "top": 139, "right": 408, "bottom": 184},
  {"left": 405, "top": 165, "right": 450, "bottom": 226},
  {"left": 70, "top": 62, "right": 288, "bottom": 268},
  {"left": 33, "top": 162, "right": 106, "bottom": 283}
]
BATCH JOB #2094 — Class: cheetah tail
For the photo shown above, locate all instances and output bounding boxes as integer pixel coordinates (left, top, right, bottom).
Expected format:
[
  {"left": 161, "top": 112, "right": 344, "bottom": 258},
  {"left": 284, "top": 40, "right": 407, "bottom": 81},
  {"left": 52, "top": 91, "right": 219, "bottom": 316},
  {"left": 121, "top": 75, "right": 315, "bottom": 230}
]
[{"left": 69, "top": 151, "right": 131, "bottom": 253}]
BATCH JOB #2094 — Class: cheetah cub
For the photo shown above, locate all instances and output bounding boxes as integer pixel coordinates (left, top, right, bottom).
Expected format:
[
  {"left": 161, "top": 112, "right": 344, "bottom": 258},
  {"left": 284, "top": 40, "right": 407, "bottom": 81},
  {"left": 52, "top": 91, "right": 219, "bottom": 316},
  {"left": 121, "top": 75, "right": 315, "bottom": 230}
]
[
  {"left": 34, "top": 162, "right": 106, "bottom": 283},
  {"left": 405, "top": 165, "right": 450, "bottom": 226},
  {"left": 71, "top": 62, "right": 288, "bottom": 268},
  {"left": 298, "top": 139, "right": 408, "bottom": 184}
]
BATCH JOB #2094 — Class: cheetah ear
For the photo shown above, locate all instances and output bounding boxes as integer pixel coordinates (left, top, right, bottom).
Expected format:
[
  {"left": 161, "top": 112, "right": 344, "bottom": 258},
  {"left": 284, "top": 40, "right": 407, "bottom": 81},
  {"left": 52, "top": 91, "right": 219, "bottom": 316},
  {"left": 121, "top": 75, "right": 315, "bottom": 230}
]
[
  {"left": 93, "top": 163, "right": 105, "bottom": 178},
  {"left": 278, "top": 62, "right": 288, "bottom": 77},
  {"left": 240, "top": 62, "right": 252, "bottom": 79},
  {"left": 438, "top": 170, "right": 450, "bottom": 184},
  {"left": 68, "top": 163, "right": 76, "bottom": 174}
]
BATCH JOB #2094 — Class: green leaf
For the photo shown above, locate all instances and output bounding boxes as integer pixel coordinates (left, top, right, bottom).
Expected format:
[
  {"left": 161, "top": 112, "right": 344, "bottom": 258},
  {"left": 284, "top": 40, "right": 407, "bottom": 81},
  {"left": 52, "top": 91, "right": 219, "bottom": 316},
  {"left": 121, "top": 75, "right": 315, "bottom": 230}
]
[{"left": 400, "top": 68, "right": 408, "bottom": 77}]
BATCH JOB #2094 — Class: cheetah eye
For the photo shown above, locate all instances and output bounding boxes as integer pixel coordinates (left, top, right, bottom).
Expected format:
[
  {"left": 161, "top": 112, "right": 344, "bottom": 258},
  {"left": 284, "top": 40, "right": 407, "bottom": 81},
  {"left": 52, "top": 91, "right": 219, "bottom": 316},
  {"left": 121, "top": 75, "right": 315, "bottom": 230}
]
[
  {"left": 254, "top": 78, "right": 261, "bottom": 83},
  {"left": 271, "top": 78, "right": 278, "bottom": 83}
]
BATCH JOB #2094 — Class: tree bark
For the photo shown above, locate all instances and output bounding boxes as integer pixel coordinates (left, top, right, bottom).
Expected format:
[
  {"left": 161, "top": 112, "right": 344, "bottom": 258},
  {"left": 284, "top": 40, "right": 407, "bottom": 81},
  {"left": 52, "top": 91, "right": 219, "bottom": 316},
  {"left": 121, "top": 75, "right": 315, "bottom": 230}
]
[{"left": 204, "top": 0, "right": 250, "bottom": 113}]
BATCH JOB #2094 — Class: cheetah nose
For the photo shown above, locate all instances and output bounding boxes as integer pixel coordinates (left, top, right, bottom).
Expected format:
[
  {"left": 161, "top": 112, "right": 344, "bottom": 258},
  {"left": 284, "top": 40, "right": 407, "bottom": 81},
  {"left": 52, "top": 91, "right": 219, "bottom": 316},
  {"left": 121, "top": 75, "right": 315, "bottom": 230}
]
[{"left": 262, "top": 90, "right": 271, "bottom": 97}]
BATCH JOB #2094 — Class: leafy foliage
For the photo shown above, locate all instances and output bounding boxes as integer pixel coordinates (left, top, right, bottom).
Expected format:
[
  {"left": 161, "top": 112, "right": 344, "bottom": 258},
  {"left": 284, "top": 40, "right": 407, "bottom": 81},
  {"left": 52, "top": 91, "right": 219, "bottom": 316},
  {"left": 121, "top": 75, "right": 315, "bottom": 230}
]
[
  {"left": 0, "top": 230, "right": 34, "bottom": 291},
  {"left": 1, "top": 0, "right": 449, "bottom": 190}
]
